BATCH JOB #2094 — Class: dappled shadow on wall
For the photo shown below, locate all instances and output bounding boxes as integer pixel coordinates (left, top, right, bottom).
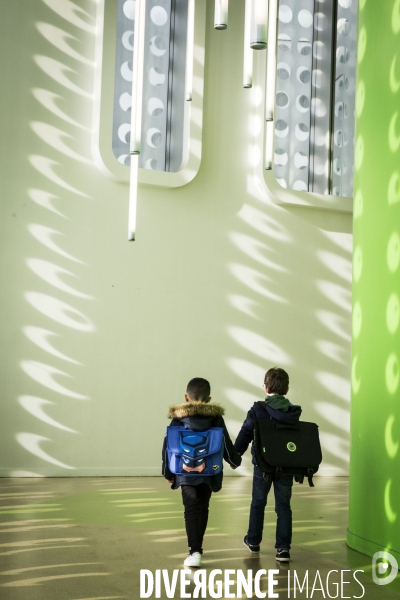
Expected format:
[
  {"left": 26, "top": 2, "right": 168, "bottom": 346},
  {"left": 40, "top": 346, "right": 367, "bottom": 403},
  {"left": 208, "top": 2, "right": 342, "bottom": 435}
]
[
  {"left": 223, "top": 75, "right": 351, "bottom": 476},
  {"left": 13, "top": 0, "right": 97, "bottom": 476}
]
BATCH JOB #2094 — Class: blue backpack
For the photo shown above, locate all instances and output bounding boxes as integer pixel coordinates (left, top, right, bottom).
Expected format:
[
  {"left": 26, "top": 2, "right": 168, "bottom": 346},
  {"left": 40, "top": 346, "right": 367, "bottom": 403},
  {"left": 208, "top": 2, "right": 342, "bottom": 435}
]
[{"left": 166, "top": 425, "right": 224, "bottom": 476}]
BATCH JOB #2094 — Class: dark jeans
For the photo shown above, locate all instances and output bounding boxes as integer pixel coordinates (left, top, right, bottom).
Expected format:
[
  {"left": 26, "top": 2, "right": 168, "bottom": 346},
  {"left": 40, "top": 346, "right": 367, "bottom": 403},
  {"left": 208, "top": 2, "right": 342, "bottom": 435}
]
[
  {"left": 247, "top": 465, "right": 293, "bottom": 549},
  {"left": 181, "top": 483, "right": 212, "bottom": 554}
]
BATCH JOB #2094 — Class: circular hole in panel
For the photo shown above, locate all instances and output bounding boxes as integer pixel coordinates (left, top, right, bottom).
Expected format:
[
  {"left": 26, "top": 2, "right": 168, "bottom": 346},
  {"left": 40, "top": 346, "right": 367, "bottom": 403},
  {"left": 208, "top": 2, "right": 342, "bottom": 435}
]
[
  {"left": 334, "top": 130, "right": 343, "bottom": 147},
  {"left": 334, "top": 130, "right": 348, "bottom": 147},
  {"left": 274, "top": 148, "right": 288, "bottom": 166},
  {"left": 279, "top": 5, "right": 293, "bottom": 23},
  {"left": 277, "top": 68, "right": 290, "bottom": 80},
  {"left": 297, "top": 66, "right": 311, "bottom": 84},
  {"left": 333, "top": 129, "right": 348, "bottom": 148},
  {"left": 123, "top": 0, "right": 135, "bottom": 20},
  {"left": 338, "top": 75, "right": 349, "bottom": 91},
  {"left": 147, "top": 97, "right": 164, "bottom": 117},
  {"left": 335, "top": 102, "right": 349, "bottom": 119},
  {"left": 277, "top": 33, "right": 291, "bottom": 52},
  {"left": 276, "top": 92, "right": 289, "bottom": 108},
  {"left": 150, "top": 5, "right": 168, "bottom": 26},
  {"left": 277, "top": 62, "right": 290, "bottom": 80},
  {"left": 122, "top": 31, "right": 134, "bottom": 51},
  {"left": 146, "top": 128, "right": 162, "bottom": 148},
  {"left": 333, "top": 158, "right": 347, "bottom": 175},
  {"left": 298, "top": 39, "right": 312, "bottom": 55},
  {"left": 298, "top": 9, "right": 313, "bottom": 28},
  {"left": 338, "top": 0, "right": 352, "bottom": 7},
  {"left": 145, "top": 158, "right": 159, "bottom": 170},
  {"left": 148, "top": 67, "right": 166, "bottom": 86},
  {"left": 118, "top": 154, "right": 131, "bottom": 166},
  {"left": 278, "top": 41, "right": 291, "bottom": 52},
  {"left": 294, "top": 152, "right": 308, "bottom": 169},
  {"left": 332, "top": 186, "right": 342, "bottom": 196},
  {"left": 296, "top": 95, "right": 310, "bottom": 112},
  {"left": 119, "top": 92, "right": 132, "bottom": 112},
  {"left": 293, "top": 180, "right": 308, "bottom": 191},
  {"left": 275, "top": 119, "right": 289, "bottom": 137},
  {"left": 121, "top": 61, "right": 133, "bottom": 82},
  {"left": 149, "top": 35, "right": 166, "bottom": 56},
  {"left": 118, "top": 123, "right": 131, "bottom": 144},
  {"left": 337, "top": 46, "right": 350, "bottom": 64},
  {"left": 295, "top": 123, "right": 309, "bottom": 141},
  {"left": 337, "top": 18, "right": 351, "bottom": 36}
]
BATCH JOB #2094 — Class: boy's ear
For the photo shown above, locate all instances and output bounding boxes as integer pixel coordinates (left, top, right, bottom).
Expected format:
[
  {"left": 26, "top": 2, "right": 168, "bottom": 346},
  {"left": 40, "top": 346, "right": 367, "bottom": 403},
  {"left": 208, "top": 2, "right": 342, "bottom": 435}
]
[
  {"left": 204, "top": 396, "right": 211, "bottom": 403},
  {"left": 184, "top": 393, "right": 190, "bottom": 403}
]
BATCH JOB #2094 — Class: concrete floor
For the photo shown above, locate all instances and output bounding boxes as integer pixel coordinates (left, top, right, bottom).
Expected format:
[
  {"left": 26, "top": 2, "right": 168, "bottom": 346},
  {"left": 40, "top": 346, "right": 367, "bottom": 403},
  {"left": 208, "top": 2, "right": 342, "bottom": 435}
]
[{"left": 0, "top": 476, "right": 398, "bottom": 599}]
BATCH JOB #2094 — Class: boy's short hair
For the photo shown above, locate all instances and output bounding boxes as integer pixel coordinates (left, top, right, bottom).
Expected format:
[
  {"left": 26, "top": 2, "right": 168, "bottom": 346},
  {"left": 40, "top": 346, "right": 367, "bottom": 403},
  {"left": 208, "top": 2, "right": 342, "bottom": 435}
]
[
  {"left": 264, "top": 367, "right": 289, "bottom": 395},
  {"left": 186, "top": 377, "right": 211, "bottom": 401}
]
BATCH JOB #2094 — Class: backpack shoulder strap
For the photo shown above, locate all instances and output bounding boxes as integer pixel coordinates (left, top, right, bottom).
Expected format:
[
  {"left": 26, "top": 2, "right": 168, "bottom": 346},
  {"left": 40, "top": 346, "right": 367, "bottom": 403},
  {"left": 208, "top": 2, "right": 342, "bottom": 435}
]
[{"left": 257, "top": 401, "right": 274, "bottom": 420}]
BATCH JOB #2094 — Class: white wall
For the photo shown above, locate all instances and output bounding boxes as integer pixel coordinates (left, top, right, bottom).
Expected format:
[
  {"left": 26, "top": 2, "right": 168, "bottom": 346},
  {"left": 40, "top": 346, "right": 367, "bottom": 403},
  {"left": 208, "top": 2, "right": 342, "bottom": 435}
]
[{"left": 0, "top": 0, "right": 352, "bottom": 476}]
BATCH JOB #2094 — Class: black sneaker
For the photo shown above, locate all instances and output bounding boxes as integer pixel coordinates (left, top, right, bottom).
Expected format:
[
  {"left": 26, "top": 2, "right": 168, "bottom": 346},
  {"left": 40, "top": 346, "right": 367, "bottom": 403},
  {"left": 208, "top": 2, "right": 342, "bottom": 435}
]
[
  {"left": 243, "top": 535, "right": 260, "bottom": 553},
  {"left": 276, "top": 549, "right": 290, "bottom": 562}
]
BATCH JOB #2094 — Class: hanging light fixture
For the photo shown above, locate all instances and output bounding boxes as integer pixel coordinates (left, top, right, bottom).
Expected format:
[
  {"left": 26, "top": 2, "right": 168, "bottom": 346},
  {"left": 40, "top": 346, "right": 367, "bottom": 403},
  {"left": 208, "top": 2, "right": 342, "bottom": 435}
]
[
  {"left": 243, "top": 0, "right": 253, "bottom": 88},
  {"left": 265, "top": 0, "right": 277, "bottom": 169},
  {"left": 214, "top": 0, "right": 229, "bottom": 30},
  {"left": 265, "top": 120, "right": 274, "bottom": 170},
  {"left": 250, "top": 0, "right": 269, "bottom": 50},
  {"left": 265, "top": 0, "right": 277, "bottom": 121},
  {"left": 185, "top": 0, "right": 195, "bottom": 101},
  {"left": 128, "top": 156, "right": 139, "bottom": 241},
  {"left": 128, "top": 0, "right": 147, "bottom": 241},
  {"left": 130, "top": 0, "right": 146, "bottom": 155}
]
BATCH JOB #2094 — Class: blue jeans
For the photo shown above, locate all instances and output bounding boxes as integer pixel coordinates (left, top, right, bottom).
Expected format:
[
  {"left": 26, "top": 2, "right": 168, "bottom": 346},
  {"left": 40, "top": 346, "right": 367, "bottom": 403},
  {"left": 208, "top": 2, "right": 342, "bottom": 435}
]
[{"left": 247, "top": 465, "right": 293, "bottom": 549}]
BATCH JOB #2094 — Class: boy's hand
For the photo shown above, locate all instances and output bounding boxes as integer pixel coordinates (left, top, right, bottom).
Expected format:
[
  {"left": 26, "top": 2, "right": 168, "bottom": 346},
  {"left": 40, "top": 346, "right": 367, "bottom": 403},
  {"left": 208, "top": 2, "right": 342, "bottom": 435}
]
[
  {"left": 166, "top": 478, "right": 175, "bottom": 483},
  {"left": 229, "top": 465, "right": 238, "bottom": 470}
]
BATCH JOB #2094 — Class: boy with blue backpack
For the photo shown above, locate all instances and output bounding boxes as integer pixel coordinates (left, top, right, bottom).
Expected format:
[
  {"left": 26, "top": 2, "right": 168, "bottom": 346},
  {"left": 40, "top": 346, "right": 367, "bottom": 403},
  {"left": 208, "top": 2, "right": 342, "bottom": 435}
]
[
  {"left": 234, "top": 367, "right": 302, "bottom": 563},
  {"left": 162, "top": 377, "right": 241, "bottom": 567}
]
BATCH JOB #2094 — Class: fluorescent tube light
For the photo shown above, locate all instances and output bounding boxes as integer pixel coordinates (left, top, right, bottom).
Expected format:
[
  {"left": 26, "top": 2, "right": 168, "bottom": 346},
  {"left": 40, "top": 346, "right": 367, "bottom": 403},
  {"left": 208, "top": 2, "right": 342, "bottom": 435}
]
[
  {"left": 214, "top": 0, "right": 229, "bottom": 29},
  {"left": 265, "top": 0, "right": 277, "bottom": 121},
  {"left": 128, "top": 155, "right": 139, "bottom": 241},
  {"left": 130, "top": 0, "right": 146, "bottom": 155},
  {"left": 250, "top": 0, "right": 269, "bottom": 50},
  {"left": 185, "top": 0, "right": 195, "bottom": 101},
  {"left": 243, "top": 0, "right": 253, "bottom": 88},
  {"left": 265, "top": 119, "right": 274, "bottom": 170}
]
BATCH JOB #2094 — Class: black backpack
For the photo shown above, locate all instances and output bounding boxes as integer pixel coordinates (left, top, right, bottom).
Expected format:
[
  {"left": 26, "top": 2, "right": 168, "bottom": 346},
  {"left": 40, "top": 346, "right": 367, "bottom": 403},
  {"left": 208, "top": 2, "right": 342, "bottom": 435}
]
[{"left": 253, "top": 409, "right": 322, "bottom": 487}]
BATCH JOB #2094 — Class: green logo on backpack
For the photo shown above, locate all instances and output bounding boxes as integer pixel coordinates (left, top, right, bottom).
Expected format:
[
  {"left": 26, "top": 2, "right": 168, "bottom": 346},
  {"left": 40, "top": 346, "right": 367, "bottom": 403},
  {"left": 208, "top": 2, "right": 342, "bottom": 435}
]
[{"left": 287, "top": 442, "right": 297, "bottom": 452}]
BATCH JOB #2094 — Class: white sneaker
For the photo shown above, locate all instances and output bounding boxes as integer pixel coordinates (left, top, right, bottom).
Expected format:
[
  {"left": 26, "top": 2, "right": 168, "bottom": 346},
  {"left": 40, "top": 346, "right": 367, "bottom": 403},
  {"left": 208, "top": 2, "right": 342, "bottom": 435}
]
[{"left": 183, "top": 552, "right": 202, "bottom": 568}]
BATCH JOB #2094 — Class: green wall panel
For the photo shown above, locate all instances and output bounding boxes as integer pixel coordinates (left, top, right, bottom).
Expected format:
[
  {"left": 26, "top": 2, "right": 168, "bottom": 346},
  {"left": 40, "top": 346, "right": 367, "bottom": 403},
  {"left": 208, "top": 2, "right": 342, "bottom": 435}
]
[{"left": 348, "top": 0, "right": 400, "bottom": 560}]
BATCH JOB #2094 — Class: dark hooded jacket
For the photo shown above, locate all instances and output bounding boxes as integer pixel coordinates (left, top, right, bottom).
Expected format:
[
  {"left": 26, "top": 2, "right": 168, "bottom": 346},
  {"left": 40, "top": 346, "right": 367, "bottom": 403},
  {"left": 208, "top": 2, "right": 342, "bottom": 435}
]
[
  {"left": 162, "top": 401, "right": 242, "bottom": 492},
  {"left": 234, "top": 395, "right": 302, "bottom": 464}
]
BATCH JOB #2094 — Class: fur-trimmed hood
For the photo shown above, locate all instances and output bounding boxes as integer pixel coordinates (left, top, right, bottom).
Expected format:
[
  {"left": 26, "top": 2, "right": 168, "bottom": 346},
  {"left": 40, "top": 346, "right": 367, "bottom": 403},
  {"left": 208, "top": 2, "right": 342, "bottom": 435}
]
[{"left": 168, "top": 402, "right": 225, "bottom": 420}]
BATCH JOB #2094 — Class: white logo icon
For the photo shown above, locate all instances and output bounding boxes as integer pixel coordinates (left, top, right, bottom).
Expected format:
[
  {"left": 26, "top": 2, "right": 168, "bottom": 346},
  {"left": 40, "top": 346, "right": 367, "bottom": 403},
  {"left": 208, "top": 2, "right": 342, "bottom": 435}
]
[{"left": 372, "top": 551, "right": 398, "bottom": 585}]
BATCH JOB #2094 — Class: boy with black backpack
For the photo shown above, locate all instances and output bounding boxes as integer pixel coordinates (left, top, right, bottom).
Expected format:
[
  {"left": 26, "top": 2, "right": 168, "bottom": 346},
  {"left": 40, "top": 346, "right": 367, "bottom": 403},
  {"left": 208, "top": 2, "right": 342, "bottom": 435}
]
[
  {"left": 234, "top": 367, "right": 302, "bottom": 563},
  {"left": 162, "top": 377, "right": 241, "bottom": 568}
]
